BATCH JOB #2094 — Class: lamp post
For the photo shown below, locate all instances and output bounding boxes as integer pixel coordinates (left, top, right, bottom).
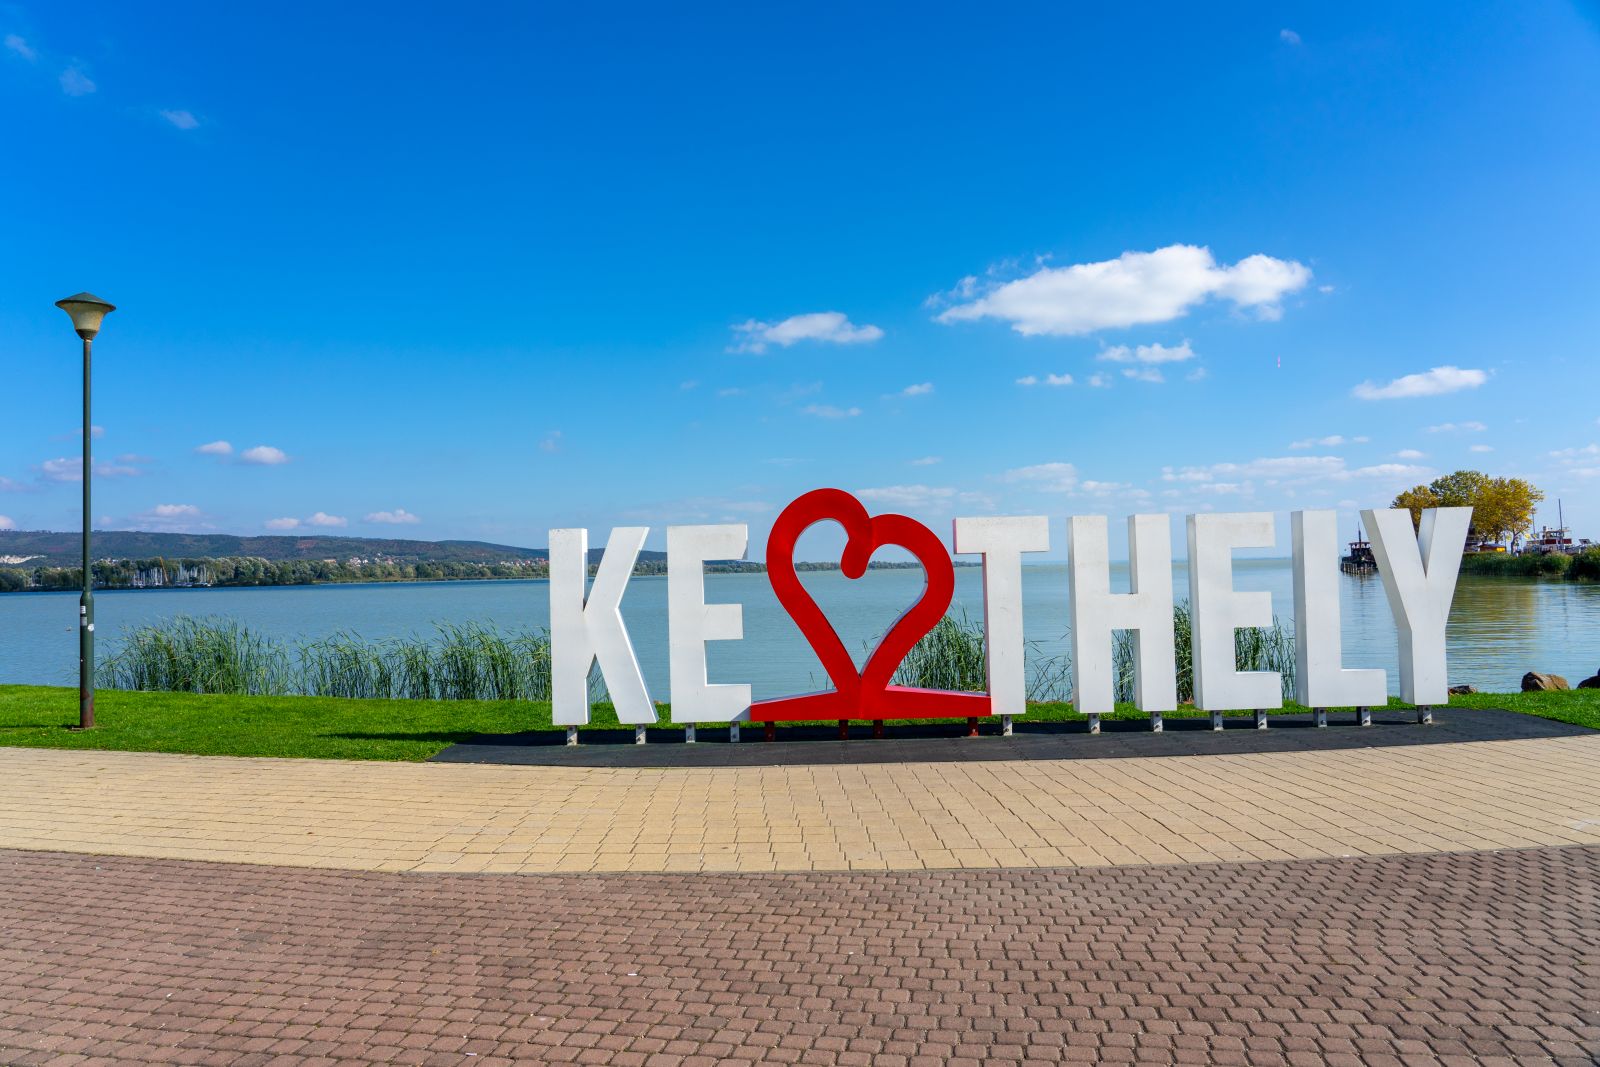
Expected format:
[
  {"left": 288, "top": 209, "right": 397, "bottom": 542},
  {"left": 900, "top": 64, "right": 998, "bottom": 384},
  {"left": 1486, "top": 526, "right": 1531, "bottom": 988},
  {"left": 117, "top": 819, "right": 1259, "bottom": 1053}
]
[{"left": 54, "top": 293, "right": 115, "bottom": 730}]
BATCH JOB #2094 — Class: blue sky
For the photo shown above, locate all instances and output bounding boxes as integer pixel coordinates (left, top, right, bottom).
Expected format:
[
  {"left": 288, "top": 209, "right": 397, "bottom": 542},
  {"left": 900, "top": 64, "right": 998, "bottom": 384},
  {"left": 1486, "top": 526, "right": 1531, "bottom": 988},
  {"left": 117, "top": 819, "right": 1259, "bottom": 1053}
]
[{"left": 3, "top": 2, "right": 1598, "bottom": 559}]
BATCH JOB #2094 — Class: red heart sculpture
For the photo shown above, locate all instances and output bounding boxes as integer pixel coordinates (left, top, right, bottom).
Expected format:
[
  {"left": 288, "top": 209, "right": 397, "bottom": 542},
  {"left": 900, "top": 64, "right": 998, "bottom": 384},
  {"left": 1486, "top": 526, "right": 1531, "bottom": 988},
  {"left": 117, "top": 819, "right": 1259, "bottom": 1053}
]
[{"left": 749, "top": 488, "right": 992, "bottom": 721}]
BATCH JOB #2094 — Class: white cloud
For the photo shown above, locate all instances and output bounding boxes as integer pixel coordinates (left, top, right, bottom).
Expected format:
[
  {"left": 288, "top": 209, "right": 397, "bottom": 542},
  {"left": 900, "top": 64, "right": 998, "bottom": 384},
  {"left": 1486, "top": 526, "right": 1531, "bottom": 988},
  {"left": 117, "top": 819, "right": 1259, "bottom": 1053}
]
[
  {"left": 39, "top": 456, "right": 142, "bottom": 482},
  {"left": 1551, "top": 444, "right": 1600, "bottom": 461},
  {"left": 1352, "top": 365, "right": 1488, "bottom": 400},
  {"left": 264, "top": 517, "right": 300, "bottom": 530},
  {"left": 1289, "top": 434, "right": 1370, "bottom": 449},
  {"left": 1017, "top": 373, "right": 1073, "bottom": 387},
  {"left": 132, "top": 504, "right": 209, "bottom": 532},
  {"left": 1079, "top": 479, "right": 1142, "bottom": 497},
  {"left": 1097, "top": 340, "right": 1196, "bottom": 364},
  {"left": 539, "top": 430, "right": 562, "bottom": 454},
  {"left": 239, "top": 445, "right": 289, "bottom": 465},
  {"left": 730, "top": 311, "right": 883, "bottom": 354},
  {"left": 307, "top": 511, "right": 348, "bottom": 527},
  {"left": 802, "top": 404, "right": 862, "bottom": 419},
  {"left": 900, "top": 382, "right": 934, "bottom": 397},
  {"left": 0, "top": 515, "right": 13, "bottom": 530},
  {"left": 909, "top": 456, "right": 941, "bottom": 466},
  {"left": 1469, "top": 444, "right": 1494, "bottom": 453},
  {"left": 1164, "top": 455, "right": 1429, "bottom": 488},
  {"left": 59, "top": 65, "right": 94, "bottom": 96},
  {"left": 621, "top": 497, "right": 774, "bottom": 523},
  {"left": 1394, "top": 449, "right": 1427, "bottom": 460},
  {"left": 5, "top": 34, "right": 36, "bottom": 60},
  {"left": 46, "top": 424, "right": 103, "bottom": 442},
  {"left": 1002, "top": 462, "right": 1079, "bottom": 492},
  {"left": 716, "top": 387, "right": 745, "bottom": 397},
  {"left": 855, "top": 485, "right": 957, "bottom": 509},
  {"left": 1280, "top": 28, "right": 1302, "bottom": 45},
  {"left": 934, "top": 244, "right": 1311, "bottom": 336},
  {"left": 160, "top": 109, "right": 199, "bottom": 130},
  {"left": 365, "top": 508, "right": 420, "bottom": 525},
  {"left": 780, "top": 381, "right": 824, "bottom": 401},
  {"left": 1086, "top": 372, "right": 1113, "bottom": 388},
  {"left": 1164, "top": 455, "right": 1345, "bottom": 484},
  {"left": 1345, "top": 463, "right": 1420, "bottom": 478},
  {"left": 1186, "top": 366, "right": 1209, "bottom": 382},
  {"left": 1122, "top": 367, "right": 1164, "bottom": 383},
  {"left": 195, "top": 440, "right": 233, "bottom": 456},
  {"left": 1426, "top": 421, "right": 1487, "bottom": 433}
]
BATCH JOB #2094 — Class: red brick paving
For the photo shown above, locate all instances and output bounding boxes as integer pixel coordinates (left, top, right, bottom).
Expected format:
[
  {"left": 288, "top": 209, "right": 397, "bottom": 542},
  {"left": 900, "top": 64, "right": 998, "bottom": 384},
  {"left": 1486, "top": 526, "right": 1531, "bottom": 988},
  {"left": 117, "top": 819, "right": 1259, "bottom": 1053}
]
[{"left": 0, "top": 845, "right": 1596, "bottom": 1066}]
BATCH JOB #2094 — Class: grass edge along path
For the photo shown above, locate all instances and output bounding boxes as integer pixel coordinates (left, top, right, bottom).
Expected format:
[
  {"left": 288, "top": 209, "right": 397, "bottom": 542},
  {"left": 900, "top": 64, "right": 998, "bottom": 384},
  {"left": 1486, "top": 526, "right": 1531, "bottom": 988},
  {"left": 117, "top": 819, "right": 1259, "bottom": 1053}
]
[{"left": 0, "top": 684, "right": 1596, "bottom": 762}]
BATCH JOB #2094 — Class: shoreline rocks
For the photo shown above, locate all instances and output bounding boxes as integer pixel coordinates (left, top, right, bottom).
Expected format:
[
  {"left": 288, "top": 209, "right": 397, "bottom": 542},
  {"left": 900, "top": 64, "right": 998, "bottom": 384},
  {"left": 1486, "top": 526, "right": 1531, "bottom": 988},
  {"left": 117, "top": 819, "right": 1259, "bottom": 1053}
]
[{"left": 1521, "top": 671, "right": 1570, "bottom": 692}]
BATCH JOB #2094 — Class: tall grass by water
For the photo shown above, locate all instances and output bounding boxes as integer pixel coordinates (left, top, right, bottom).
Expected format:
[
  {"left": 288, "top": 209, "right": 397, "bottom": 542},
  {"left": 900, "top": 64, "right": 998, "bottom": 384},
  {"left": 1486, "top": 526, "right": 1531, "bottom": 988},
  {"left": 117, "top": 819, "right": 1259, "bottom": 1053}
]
[
  {"left": 1111, "top": 600, "right": 1295, "bottom": 703},
  {"left": 103, "top": 616, "right": 556, "bottom": 700},
  {"left": 1459, "top": 548, "right": 1600, "bottom": 581},
  {"left": 890, "top": 611, "right": 1074, "bottom": 701},
  {"left": 101, "top": 616, "right": 294, "bottom": 696},
  {"left": 889, "top": 602, "right": 1295, "bottom": 705},
  {"left": 106, "top": 607, "right": 1296, "bottom": 706}
]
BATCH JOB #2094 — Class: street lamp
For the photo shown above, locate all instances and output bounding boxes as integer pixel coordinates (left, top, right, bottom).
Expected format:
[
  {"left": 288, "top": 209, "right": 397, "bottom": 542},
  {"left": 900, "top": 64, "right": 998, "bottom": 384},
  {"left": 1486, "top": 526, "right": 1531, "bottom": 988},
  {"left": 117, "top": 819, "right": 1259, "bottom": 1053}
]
[{"left": 54, "top": 292, "right": 115, "bottom": 730}]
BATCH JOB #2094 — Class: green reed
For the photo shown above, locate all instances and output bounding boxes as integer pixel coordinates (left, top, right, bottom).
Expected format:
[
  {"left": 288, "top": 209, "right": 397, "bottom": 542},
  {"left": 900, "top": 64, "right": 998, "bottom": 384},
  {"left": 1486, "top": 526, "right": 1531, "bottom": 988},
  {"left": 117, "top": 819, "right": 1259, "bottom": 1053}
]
[
  {"left": 101, "top": 616, "right": 294, "bottom": 696},
  {"left": 1112, "top": 600, "right": 1295, "bottom": 703},
  {"left": 105, "top": 606, "right": 1294, "bottom": 707},
  {"left": 891, "top": 611, "right": 1075, "bottom": 702},
  {"left": 103, "top": 616, "right": 555, "bottom": 701}
]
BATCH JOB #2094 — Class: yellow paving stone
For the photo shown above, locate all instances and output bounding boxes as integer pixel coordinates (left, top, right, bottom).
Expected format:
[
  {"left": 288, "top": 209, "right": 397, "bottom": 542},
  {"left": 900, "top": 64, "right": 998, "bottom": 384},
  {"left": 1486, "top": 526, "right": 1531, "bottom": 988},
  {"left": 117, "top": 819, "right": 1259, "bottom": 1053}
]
[{"left": 4, "top": 735, "right": 1600, "bottom": 874}]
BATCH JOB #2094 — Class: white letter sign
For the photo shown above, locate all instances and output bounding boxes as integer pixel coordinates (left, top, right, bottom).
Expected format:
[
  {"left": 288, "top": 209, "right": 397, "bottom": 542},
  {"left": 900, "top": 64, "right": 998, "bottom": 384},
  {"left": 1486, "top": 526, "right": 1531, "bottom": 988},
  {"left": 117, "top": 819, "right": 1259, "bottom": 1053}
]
[
  {"left": 550, "top": 526, "right": 654, "bottom": 726},
  {"left": 1363, "top": 506, "right": 1470, "bottom": 705},
  {"left": 1291, "top": 510, "right": 1387, "bottom": 708},
  {"left": 953, "top": 515, "right": 1050, "bottom": 719},
  {"left": 1069, "top": 514, "right": 1177, "bottom": 715},
  {"left": 667, "top": 524, "right": 752, "bottom": 723},
  {"left": 1187, "top": 512, "right": 1281, "bottom": 711}
]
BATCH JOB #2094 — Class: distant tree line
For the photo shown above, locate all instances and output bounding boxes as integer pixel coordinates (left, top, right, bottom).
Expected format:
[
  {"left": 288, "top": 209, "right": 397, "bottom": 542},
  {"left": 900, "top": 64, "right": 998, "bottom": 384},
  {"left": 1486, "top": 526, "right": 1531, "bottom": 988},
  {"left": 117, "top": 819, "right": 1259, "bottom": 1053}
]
[
  {"left": 0, "top": 553, "right": 982, "bottom": 592},
  {"left": 0, "top": 555, "right": 551, "bottom": 592}
]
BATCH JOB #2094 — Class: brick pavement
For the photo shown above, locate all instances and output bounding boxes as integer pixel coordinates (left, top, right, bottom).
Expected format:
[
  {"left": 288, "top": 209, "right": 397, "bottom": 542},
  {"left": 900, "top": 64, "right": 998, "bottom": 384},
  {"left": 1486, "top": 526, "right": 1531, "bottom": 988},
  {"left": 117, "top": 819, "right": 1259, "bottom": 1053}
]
[
  {"left": 0, "top": 845, "right": 1595, "bottom": 1066},
  {"left": 3, "top": 735, "right": 1600, "bottom": 874}
]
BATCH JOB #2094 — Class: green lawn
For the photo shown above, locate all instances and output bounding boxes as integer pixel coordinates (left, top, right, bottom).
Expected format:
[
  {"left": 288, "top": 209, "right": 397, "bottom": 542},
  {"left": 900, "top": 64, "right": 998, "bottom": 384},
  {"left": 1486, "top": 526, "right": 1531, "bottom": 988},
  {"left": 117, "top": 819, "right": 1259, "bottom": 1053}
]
[{"left": 0, "top": 684, "right": 1594, "bottom": 762}]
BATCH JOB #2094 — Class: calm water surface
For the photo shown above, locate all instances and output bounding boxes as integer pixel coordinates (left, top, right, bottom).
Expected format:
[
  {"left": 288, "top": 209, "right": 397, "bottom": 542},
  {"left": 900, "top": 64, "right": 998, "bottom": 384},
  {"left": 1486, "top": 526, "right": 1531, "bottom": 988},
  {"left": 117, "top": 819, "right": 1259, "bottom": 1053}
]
[{"left": 2, "top": 561, "right": 1597, "bottom": 696}]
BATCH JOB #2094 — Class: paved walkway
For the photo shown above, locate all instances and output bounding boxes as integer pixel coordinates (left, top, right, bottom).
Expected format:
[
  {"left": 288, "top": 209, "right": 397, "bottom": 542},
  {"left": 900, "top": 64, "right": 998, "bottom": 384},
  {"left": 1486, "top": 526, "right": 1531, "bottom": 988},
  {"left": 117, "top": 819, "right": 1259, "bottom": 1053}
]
[
  {"left": 3, "top": 734, "right": 1600, "bottom": 873},
  {"left": 2, "top": 845, "right": 1596, "bottom": 1066}
]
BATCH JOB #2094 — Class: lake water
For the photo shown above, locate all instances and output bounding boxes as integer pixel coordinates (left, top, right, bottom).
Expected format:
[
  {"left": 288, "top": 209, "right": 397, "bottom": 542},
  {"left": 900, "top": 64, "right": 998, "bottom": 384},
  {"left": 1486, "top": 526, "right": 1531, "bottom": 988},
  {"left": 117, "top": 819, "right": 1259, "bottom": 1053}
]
[{"left": 3, "top": 560, "right": 1598, "bottom": 697}]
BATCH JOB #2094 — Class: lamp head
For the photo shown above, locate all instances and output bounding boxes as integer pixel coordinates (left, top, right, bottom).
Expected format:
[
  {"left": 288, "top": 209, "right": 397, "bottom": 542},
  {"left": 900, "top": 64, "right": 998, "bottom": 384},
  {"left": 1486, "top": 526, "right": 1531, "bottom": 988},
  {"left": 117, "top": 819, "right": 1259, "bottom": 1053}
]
[{"left": 55, "top": 292, "right": 115, "bottom": 339}]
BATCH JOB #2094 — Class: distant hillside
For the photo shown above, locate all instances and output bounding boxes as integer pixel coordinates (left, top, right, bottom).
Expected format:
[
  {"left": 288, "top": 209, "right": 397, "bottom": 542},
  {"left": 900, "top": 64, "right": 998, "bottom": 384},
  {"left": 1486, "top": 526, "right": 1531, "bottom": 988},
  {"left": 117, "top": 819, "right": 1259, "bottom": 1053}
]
[{"left": 0, "top": 530, "right": 665, "bottom": 567}]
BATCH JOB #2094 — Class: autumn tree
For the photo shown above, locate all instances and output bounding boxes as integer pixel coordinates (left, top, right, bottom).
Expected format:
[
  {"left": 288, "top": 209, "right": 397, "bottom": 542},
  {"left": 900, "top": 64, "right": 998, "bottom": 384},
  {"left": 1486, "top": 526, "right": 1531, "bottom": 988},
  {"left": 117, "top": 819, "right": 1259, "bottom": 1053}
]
[
  {"left": 1391, "top": 485, "right": 1442, "bottom": 530},
  {"left": 1471, "top": 476, "right": 1544, "bottom": 547},
  {"left": 1390, "top": 470, "right": 1543, "bottom": 545},
  {"left": 1426, "top": 469, "right": 1490, "bottom": 509}
]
